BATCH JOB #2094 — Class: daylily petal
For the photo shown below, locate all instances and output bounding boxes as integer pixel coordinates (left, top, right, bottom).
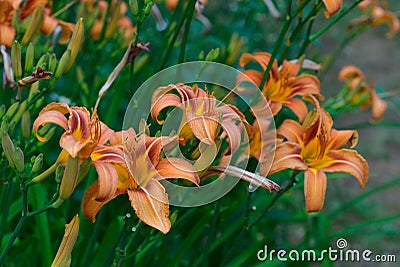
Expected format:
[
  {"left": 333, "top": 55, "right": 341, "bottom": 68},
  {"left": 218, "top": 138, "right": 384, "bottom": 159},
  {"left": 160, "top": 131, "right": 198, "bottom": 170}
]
[
  {"left": 156, "top": 158, "right": 200, "bottom": 185},
  {"left": 0, "top": 24, "right": 16, "bottom": 47},
  {"left": 92, "top": 161, "right": 118, "bottom": 201},
  {"left": 40, "top": 14, "right": 58, "bottom": 36},
  {"left": 151, "top": 94, "right": 182, "bottom": 124},
  {"left": 60, "top": 134, "right": 89, "bottom": 158},
  {"left": 91, "top": 145, "right": 125, "bottom": 164},
  {"left": 284, "top": 98, "right": 309, "bottom": 122},
  {"left": 239, "top": 52, "right": 275, "bottom": 70},
  {"left": 280, "top": 60, "right": 300, "bottom": 77},
  {"left": 287, "top": 74, "right": 322, "bottom": 98},
  {"left": 221, "top": 120, "right": 242, "bottom": 155},
  {"left": 269, "top": 142, "right": 308, "bottom": 175},
  {"left": 304, "top": 168, "right": 327, "bottom": 212},
  {"left": 370, "top": 89, "right": 387, "bottom": 120},
  {"left": 277, "top": 119, "right": 303, "bottom": 144},
  {"left": 328, "top": 129, "right": 358, "bottom": 150},
  {"left": 322, "top": 149, "right": 369, "bottom": 189},
  {"left": 338, "top": 65, "right": 364, "bottom": 81},
  {"left": 238, "top": 69, "right": 263, "bottom": 87},
  {"left": 322, "top": 0, "right": 342, "bottom": 17},
  {"left": 82, "top": 182, "right": 123, "bottom": 222},
  {"left": 187, "top": 115, "right": 218, "bottom": 144},
  {"left": 144, "top": 136, "right": 177, "bottom": 167},
  {"left": 128, "top": 179, "right": 171, "bottom": 234},
  {"left": 33, "top": 110, "right": 69, "bottom": 142},
  {"left": 68, "top": 107, "right": 91, "bottom": 141}
]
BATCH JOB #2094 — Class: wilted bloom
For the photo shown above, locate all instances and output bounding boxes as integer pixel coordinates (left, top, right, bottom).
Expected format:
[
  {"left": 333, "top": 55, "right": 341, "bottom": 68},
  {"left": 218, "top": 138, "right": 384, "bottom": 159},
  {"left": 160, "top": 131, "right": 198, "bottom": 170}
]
[
  {"left": 269, "top": 99, "right": 368, "bottom": 212},
  {"left": 338, "top": 65, "right": 387, "bottom": 121},
  {"left": 322, "top": 0, "right": 342, "bottom": 18},
  {"left": 151, "top": 83, "right": 249, "bottom": 155},
  {"left": 0, "top": 0, "right": 74, "bottom": 47},
  {"left": 353, "top": 0, "right": 400, "bottom": 38},
  {"left": 82, "top": 128, "right": 200, "bottom": 234},
  {"left": 239, "top": 52, "right": 322, "bottom": 122}
]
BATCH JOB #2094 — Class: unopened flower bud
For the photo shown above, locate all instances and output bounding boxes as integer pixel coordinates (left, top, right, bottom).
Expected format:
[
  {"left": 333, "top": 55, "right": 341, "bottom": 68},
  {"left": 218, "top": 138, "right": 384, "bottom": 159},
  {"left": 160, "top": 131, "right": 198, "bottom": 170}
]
[
  {"left": 55, "top": 164, "right": 65, "bottom": 183},
  {"left": 129, "top": 0, "right": 139, "bottom": 16},
  {"left": 59, "top": 156, "right": 80, "bottom": 200},
  {"left": 0, "top": 105, "right": 6, "bottom": 120},
  {"left": 77, "top": 158, "right": 91, "bottom": 184},
  {"left": 22, "top": 6, "right": 43, "bottom": 46},
  {"left": 105, "top": 4, "right": 121, "bottom": 39},
  {"left": 13, "top": 147, "right": 25, "bottom": 173},
  {"left": 11, "top": 9, "right": 19, "bottom": 29},
  {"left": 48, "top": 53, "right": 57, "bottom": 73},
  {"left": 1, "top": 132, "right": 16, "bottom": 169},
  {"left": 54, "top": 49, "right": 71, "bottom": 79},
  {"left": 4, "top": 102, "right": 19, "bottom": 120},
  {"left": 144, "top": 2, "right": 154, "bottom": 16},
  {"left": 65, "top": 18, "right": 84, "bottom": 72},
  {"left": 10, "top": 100, "right": 27, "bottom": 128},
  {"left": 11, "top": 41, "right": 22, "bottom": 80},
  {"left": 32, "top": 153, "right": 44, "bottom": 173},
  {"left": 21, "top": 111, "right": 31, "bottom": 139},
  {"left": 51, "top": 215, "right": 80, "bottom": 267},
  {"left": 25, "top": 43, "right": 35, "bottom": 75},
  {"left": 36, "top": 53, "right": 49, "bottom": 69},
  {"left": 205, "top": 48, "right": 219, "bottom": 62}
]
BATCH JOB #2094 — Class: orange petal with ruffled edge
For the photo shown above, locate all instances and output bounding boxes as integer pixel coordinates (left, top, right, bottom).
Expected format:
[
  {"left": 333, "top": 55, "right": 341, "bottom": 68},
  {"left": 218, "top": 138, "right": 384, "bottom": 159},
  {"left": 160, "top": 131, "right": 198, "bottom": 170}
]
[
  {"left": 156, "top": 158, "right": 199, "bottom": 185},
  {"left": 239, "top": 52, "right": 275, "bottom": 70},
  {"left": 128, "top": 179, "right": 171, "bottom": 234},
  {"left": 304, "top": 168, "right": 327, "bottom": 212},
  {"left": 33, "top": 110, "right": 69, "bottom": 142},
  {"left": 92, "top": 161, "right": 118, "bottom": 201},
  {"left": 277, "top": 119, "right": 303, "bottom": 144},
  {"left": 322, "top": 149, "right": 368, "bottom": 189},
  {"left": 322, "top": 0, "right": 342, "bottom": 17}
]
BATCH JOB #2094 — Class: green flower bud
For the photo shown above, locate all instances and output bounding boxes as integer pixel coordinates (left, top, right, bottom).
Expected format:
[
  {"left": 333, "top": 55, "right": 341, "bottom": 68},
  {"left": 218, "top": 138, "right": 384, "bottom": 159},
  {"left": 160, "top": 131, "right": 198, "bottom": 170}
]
[
  {"left": 21, "top": 111, "right": 31, "bottom": 139},
  {"left": 144, "top": 2, "right": 154, "bottom": 16},
  {"left": 54, "top": 49, "right": 71, "bottom": 79},
  {"left": 105, "top": 4, "right": 121, "bottom": 39},
  {"left": 129, "top": 0, "right": 139, "bottom": 16},
  {"left": 25, "top": 43, "right": 35, "bottom": 75},
  {"left": 4, "top": 102, "right": 20, "bottom": 120},
  {"left": 21, "top": 6, "right": 43, "bottom": 46},
  {"left": 10, "top": 100, "right": 27, "bottom": 128},
  {"left": 0, "top": 105, "right": 6, "bottom": 120},
  {"left": 11, "top": 41, "right": 22, "bottom": 80},
  {"left": 32, "top": 153, "right": 44, "bottom": 173},
  {"left": 36, "top": 53, "right": 49, "bottom": 69},
  {"left": 65, "top": 18, "right": 84, "bottom": 72},
  {"left": 1, "top": 133, "right": 15, "bottom": 169},
  {"left": 48, "top": 53, "right": 57, "bottom": 73},
  {"left": 55, "top": 164, "right": 64, "bottom": 184},
  {"left": 59, "top": 156, "right": 80, "bottom": 200},
  {"left": 13, "top": 147, "right": 25, "bottom": 173}
]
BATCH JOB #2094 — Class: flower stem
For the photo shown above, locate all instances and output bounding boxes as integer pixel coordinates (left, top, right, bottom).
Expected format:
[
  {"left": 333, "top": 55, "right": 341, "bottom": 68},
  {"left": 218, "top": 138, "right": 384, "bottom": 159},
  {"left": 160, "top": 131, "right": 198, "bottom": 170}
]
[{"left": 179, "top": 0, "right": 197, "bottom": 63}]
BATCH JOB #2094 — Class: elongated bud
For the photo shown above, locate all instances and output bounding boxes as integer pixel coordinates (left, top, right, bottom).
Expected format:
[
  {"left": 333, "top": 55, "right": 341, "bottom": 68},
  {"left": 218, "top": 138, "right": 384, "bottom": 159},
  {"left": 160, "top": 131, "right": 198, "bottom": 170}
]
[
  {"left": 11, "top": 9, "right": 19, "bottom": 29},
  {"left": 105, "top": 3, "right": 121, "bottom": 39},
  {"left": 1, "top": 132, "right": 16, "bottom": 169},
  {"left": 22, "top": 6, "right": 43, "bottom": 46},
  {"left": 36, "top": 53, "right": 48, "bottom": 69},
  {"left": 54, "top": 49, "right": 71, "bottom": 79},
  {"left": 144, "top": 2, "right": 154, "bottom": 16},
  {"left": 129, "top": 0, "right": 139, "bottom": 16},
  {"left": 0, "top": 105, "right": 6, "bottom": 120},
  {"left": 11, "top": 41, "right": 22, "bottom": 80},
  {"left": 59, "top": 156, "right": 80, "bottom": 200},
  {"left": 77, "top": 158, "right": 91, "bottom": 184},
  {"left": 205, "top": 48, "right": 219, "bottom": 61},
  {"left": 4, "top": 102, "right": 20, "bottom": 120},
  {"left": 48, "top": 53, "right": 57, "bottom": 73},
  {"left": 32, "top": 153, "right": 44, "bottom": 173},
  {"left": 21, "top": 111, "right": 31, "bottom": 139},
  {"left": 25, "top": 43, "right": 35, "bottom": 75},
  {"left": 10, "top": 100, "right": 27, "bottom": 127},
  {"left": 51, "top": 215, "right": 79, "bottom": 267},
  {"left": 13, "top": 147, "right": 25, "bottom": 173},
  {"left": 55, "top": 164, "right": 65, "bottom": 183},
  {"left": 65, "top": 18, "right": 84, "bottom": 72}
]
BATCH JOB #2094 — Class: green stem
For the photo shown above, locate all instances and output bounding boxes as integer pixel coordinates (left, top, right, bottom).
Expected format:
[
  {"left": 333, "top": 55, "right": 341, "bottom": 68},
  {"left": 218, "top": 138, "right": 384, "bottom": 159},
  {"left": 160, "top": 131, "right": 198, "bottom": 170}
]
[
  {"left": 178, "top": 0, "right": 197, "bottom": 63},
  {"left": 297, "top": 18, "right": 315, "bottom": 57},
  {"left": 309, "top": 0, "right": 364, "bottom": 41},
  {"left": 0, "top": 181, "right": 15, "bottom": 248},
  {"left": 249, "top": 170, "right": 300, "bottom": 229}
]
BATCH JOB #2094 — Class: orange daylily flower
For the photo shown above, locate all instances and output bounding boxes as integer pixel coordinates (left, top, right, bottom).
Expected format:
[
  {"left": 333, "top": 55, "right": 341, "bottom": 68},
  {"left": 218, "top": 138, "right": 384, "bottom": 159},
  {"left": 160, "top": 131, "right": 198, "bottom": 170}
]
[
  {"left": 322, "top": 0, "right": 342, "bottom": 18},
  {"left": 0, "top": 0, "right": 74, "bottom": 47},
  {"left": 82, "top": 128, "right": 200, "bottom": 234},
  {"left": 239, "top": 52, "right": 322, "bottom": 122},
  {"left": 33, "top": 102, "right": 114, "bottom": 158},
  {"left": 354, "top": 0, "right": 400, "bottom": 38},
  {"left": 338, "top": 65, "right": 387, "bottom": 120},
  {"left": 269, "top": 100, "right": 368, "bottom": 212},
  {"left": 151, "top": 83, "right": 249, "bottom": 155}
]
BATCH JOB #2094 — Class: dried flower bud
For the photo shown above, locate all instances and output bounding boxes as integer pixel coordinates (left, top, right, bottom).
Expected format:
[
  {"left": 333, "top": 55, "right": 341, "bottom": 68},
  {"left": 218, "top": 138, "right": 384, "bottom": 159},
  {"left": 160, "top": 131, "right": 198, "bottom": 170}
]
[
  {"left": 25, "top": 43, "right": 35, "bottom": 75},
  {"left": 59, "top": 156, "right": 80, "bottom": 200},
  {"left": 11, "top": 41, "right": 22, "bottom": 80},
  {"left": 32, "top": 153, "right": 44, "bottom": 173},
  {"left": 21, "top": 111, "right": 31, "bottom": 139},
  {"left": 65, "top": 18, "right": 84, "bottom": 72},
  {"left": 21, "top": 6, "right": 43, "bottom": 46},
  {"left": 54, "top": 49, "right": 71, "bottom": 79},
  {"left": 18, "top": 67, "right": 52, "bottom": 87},
  {"left": 51, "top": 215, "right": 80, "bottom": 267},
  {"left": 1, "top": 132, "right": 16, "bottom": 169},
  {"left": 13, "top": 147, "right": 25, "bottom": 173}
]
